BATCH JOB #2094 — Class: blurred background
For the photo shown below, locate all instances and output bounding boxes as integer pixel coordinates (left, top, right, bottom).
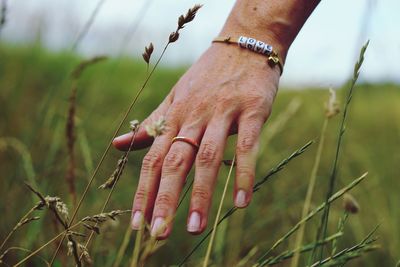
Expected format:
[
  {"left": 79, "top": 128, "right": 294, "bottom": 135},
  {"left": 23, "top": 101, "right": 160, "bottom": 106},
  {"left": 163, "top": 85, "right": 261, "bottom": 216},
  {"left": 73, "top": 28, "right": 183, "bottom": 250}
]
[
  {"left": 2, "top": 0, "right": 400, "bottom": 86},
  {"left": 0, "top": 0, "right": 399, "bottom": 266}
]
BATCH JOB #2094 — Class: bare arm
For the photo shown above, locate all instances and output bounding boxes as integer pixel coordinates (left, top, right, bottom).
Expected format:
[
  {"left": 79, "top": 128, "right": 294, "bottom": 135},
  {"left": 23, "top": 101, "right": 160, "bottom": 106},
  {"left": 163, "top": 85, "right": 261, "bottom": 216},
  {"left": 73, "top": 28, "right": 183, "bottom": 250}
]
[{"left": 113, "top": 0, "right": 320, "bottom": 239}]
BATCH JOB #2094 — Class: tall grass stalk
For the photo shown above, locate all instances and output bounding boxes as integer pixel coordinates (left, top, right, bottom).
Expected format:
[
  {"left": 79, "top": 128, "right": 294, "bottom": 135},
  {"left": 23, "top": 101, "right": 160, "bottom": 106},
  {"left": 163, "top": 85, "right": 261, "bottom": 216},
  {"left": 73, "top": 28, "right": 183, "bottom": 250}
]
[
  {"left": 256, "top": 172, "right": 368, "bottom": 266},
  {"left": 0, "top": 205, "right": 38, "bottom": 252},
  {"left": 309, "top": 225, "right": 379, "bottom": 267},
  {"left": 13, "top": 221, "right": 83, "bottom": 266},
  {"left": 264, "top": 232, "right": 342, "bottom": 266},
  {"left": 49, "top": 35, "right": 169, "bottom": 263},
  {"left": 202, "top": 155, "right": 236, "bottom": 267},
  {"left": 291, "top": 87, "right": 339, "bottom": 267},
  {"left": 290, "top": 119, "right": 328, "bottom": 267},
  {"left": 78, "top": 128, "right": 139, "bottom": 262},
  {"left": 178, "top": 141, "right": 313, "bottom": 266},
  {"left": 0, "top": 0, "right": 6, "bottom": 34},
  {"left": 226, "top": 99, "right": 302, "bottom": 265},
  {"left": 66, "top": 80, "right": 78, "bottom": 207},
  {"left": 71, "top": 0, "right": 106, "bottom": 51},
  {"left": 0, "top": 137, "right": 39, "bottom": 201},
  {"left": 312, "top": 41, "right": 370, "bottom": 264},
  {"left": 0, "top": 246, "right": 50, "bottom": 266},
  {"left": 49, "top": 5, "right": 202, "bottom": 264},
  {"left": 112, "top": 225, "right": 132, "bottom": 267}
]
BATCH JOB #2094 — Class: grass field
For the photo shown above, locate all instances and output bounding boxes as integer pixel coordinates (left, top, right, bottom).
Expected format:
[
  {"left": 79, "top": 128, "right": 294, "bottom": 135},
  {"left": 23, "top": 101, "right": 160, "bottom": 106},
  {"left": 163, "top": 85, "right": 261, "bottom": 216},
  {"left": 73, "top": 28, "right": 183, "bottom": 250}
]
[{"left": 0, "top": 44, "right": 399, "bottom": 266}]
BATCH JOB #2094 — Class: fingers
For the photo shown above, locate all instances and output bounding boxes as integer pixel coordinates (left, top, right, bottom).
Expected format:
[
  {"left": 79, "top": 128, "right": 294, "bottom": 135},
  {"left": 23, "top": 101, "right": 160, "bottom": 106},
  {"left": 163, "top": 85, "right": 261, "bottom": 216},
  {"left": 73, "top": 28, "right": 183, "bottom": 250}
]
[
  {"left": 234, "top": 113, "right": 264, "bottom": 208},
  {"left": 112, "top": 128, "right": 153, "bottom": 151},
  {"left": 188, "top": 117, "right": 231, "bottom": 234},
  {"left": 130, "top": 131, "right": 176, "bottom": 231},
  {"left": 150, "top": 126, "right": 203, "bottom": 239}
]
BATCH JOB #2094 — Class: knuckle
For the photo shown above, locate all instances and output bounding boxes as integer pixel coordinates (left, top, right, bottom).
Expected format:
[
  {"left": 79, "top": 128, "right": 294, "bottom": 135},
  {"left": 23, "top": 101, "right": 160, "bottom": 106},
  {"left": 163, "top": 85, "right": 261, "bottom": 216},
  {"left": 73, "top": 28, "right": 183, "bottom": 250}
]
[
  {"left": 192, "top": 186, "right": 211, "bottom": 202},
  {"left": 155, "top": 192, "right": 176, "bottom": 210},
  {"left": 134, "top": 188, "right": 148, "bottom": 207},
  {"left": 197, "top": 141, "right": 219, "bottom": 166},
  {"left": 236, "top": 165, "right": 254, "bottom": 179},
  {"left": 238, "top": 132, "right": 258, "bottom": 152},
  {"left": 163, "top": 151, "right": 185, "bottom": 171},
  {"left": 216, "top": 96, "right": 235, "bottom": 112},
  {"left": 169, "top": 100, "right": 186, "bottom": 114},
  {"left": 142, "top": 151, "right": 163, "bottom": 171}
]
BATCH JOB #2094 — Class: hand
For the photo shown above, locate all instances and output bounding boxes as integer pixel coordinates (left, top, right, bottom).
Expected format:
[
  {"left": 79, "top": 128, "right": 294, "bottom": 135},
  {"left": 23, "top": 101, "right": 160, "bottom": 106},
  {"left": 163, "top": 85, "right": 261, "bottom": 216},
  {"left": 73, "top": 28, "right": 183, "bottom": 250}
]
[{"left": 113, "top": 42, "right": 280, "bottom": 239}]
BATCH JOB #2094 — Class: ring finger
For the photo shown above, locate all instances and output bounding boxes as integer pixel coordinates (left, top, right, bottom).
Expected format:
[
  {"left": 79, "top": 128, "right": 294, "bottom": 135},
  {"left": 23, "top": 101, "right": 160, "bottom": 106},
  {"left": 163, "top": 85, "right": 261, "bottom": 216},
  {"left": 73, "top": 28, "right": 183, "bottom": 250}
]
[{"left": 150, "top": 125, "right": 204, "bottom": 238}]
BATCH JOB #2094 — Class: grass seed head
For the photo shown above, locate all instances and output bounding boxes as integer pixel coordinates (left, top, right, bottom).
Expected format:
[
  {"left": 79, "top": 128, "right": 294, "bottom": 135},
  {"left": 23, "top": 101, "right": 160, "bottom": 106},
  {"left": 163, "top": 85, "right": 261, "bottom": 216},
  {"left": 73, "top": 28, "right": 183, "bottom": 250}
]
[
  {"left": 98, "top": 156, "right": 128, "bottom": 189},
  {"left": 142, "top": 43, "right": 154, "bottom": 64},
  {"left": 145, "top": 116, "right": 166, "bottom": 137},
  {"left": 78, "top": 243, "right": 92, "bottom": 265},
  {"left": 130, "top": 119, "right": 140, "bottom": 131},
  {"left": 81, "top": 210, "right": 130, "bottom": 224},
  {"left": 178, "top": 4, "right": 202, "bottom": 29},
  {"left": 169, "top": 4, "right": 202, "bottom": 43},
  {"left": 325, "top": 88, "right": 340, "bottom": 118},
  {"left": 343, "top": 193, "right": 360, "bottom": 214},
  {"left": 169, "top": 31, "right": 180, "bottom": 43},
  {"left": 45, "top": 196, "right": 69, "bottom": 221},
  {"left": 70, "top": 55, "right": 107, "bottom": 80}
]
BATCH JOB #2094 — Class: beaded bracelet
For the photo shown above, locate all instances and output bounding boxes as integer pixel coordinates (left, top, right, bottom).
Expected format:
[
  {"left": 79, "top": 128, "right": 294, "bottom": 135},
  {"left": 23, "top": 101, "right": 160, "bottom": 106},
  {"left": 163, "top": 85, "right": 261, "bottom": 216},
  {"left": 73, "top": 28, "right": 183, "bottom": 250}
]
[{"left": 212, "top": 36, "right": 284, "bottom": 75}]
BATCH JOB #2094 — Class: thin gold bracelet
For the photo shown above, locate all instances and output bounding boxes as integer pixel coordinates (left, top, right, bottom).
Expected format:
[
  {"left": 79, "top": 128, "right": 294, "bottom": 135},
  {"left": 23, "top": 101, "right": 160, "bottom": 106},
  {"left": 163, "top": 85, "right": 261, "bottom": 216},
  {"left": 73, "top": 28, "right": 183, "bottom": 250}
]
[{"left": 212, "top": 36, "right": 284, "bottom": 75}]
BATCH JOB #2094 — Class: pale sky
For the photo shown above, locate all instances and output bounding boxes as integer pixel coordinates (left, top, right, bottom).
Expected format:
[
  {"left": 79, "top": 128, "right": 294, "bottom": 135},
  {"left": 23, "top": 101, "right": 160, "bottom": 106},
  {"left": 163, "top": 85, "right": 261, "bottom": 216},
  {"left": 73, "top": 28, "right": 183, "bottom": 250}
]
[{"left": 1, "top": 0, "right": 399, "bottom": 87}]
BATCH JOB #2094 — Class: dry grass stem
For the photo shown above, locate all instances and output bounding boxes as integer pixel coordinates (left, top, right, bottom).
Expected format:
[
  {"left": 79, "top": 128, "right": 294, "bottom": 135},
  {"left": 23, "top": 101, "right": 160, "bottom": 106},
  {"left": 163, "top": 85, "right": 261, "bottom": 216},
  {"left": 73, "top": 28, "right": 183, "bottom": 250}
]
[
  {"left": 0, "top": 246, "right": 50, "bottom": 266},
  {"left": 264, "top": 233, "right": 343, "bottom": 266},
  {"left": 256, "top": 172, "right": 368, "bottom": 265},
  {"left": 70, "top": 56, "right": 108, "bottom": 80},
  {"left": 314, "top": 41, "right": 369, "bottom": 263},
  {"left": 178, "top": 141, "right": 313, "bottom": 266},
  {"left": 309, "top": 225, "right": 379, "bottom": 267},
  {"left": 112, "top": 225, "right": 132, "bottom": 267},
  {"left": 291, "top": 89, "right": 339, "bottom": 267},
  {"left": 98, "top": 156, "right": 128, "bottom": 189},
  {"left": 0, "top": 205, "right": 39, "bottom": 253},
  {"left": 13, "top": 221, "right": 83, "bottom": 266},
  {"left": 0, "top": 138, "right": 39, "bottom": 195},
  {"left": 79, "top": 125, "right": 140, "bottom": 261},
  {"left": 325, "top": 88, "right": 340, "bottom": 118},
  {"left": 203, "top": 154, "right": 236, "bottom": 267},
  {"left": 81, "top": 210, "right": 131, "bottom": 224},
  {"left": 71, "top": 0, "right": 107, "bottom": 51},
  {"left": 66, "top": 55, "right": 108, "bottom": 206},
  {"left": 66, "top": 84, "right": 78, "bottom": 205}
]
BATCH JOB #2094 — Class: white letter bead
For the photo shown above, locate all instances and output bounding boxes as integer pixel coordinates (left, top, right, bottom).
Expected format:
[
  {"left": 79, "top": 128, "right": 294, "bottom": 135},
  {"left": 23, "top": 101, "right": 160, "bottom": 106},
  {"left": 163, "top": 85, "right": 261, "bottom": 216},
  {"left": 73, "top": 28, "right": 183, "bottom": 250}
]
[
  {"left": 246, "top": 38, "right": 256, "bottom": 50},
  {"left": 254, "top": 40, "right": 265, "bottom": 53},
  {"left": 262, "top": 44, "right": 273, "bottom": 55},
  {"left": 238, "top": 36, "right": 248, "bottom": 48}
]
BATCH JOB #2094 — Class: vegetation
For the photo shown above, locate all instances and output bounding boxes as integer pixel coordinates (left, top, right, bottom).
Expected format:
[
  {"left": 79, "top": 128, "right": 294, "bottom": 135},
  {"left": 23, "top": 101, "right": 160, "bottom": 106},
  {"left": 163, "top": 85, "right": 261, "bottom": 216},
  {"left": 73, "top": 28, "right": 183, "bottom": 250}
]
[{"left": 0, "top": 40, "right": 399, "bottom": 266}]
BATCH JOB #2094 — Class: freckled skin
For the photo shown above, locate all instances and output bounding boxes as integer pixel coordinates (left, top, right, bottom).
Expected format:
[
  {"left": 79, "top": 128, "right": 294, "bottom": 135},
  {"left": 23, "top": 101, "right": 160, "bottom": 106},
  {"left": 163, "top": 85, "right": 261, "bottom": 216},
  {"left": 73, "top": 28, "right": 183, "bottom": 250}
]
[{"left": 113, "top": 0, "right": 320, "bottom": 239}]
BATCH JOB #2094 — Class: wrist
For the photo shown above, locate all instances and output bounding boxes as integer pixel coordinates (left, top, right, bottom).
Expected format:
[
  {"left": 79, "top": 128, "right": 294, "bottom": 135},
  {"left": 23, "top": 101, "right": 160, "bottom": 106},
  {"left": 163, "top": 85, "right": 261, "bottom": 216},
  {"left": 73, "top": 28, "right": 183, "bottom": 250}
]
[
  {"left": 219, "top": 20, "right": 289, "bottom": 63},
  {"left": 219, "top": 0, "right": 319, "bottom": 62}
]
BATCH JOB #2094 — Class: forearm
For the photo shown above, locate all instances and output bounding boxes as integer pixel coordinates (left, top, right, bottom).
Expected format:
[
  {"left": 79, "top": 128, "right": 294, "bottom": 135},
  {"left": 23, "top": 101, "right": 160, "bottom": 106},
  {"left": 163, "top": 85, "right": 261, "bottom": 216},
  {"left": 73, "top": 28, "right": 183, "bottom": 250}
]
[{"left": 219, "top": 0, "right": 320, "bottom": 61}]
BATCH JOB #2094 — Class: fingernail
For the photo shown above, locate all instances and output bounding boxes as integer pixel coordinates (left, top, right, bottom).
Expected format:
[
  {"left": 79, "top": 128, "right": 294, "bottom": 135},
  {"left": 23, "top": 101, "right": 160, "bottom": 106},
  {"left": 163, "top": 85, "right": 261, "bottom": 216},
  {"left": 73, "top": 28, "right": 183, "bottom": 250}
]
[
  {"left": 113, "top": 133, "right": 130, "bottom": 143},
  {"left": 187, "top": 211, "right": 201, "bottom": 233},
  {"left": 131, "top": 211, "right": 143, "bottom": 230},
  {"left": 151, "top": 217, "right": 166, "bottom": 237},
  {"left": 235, "top": 190, "right": 247, "bottom": 208}
]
